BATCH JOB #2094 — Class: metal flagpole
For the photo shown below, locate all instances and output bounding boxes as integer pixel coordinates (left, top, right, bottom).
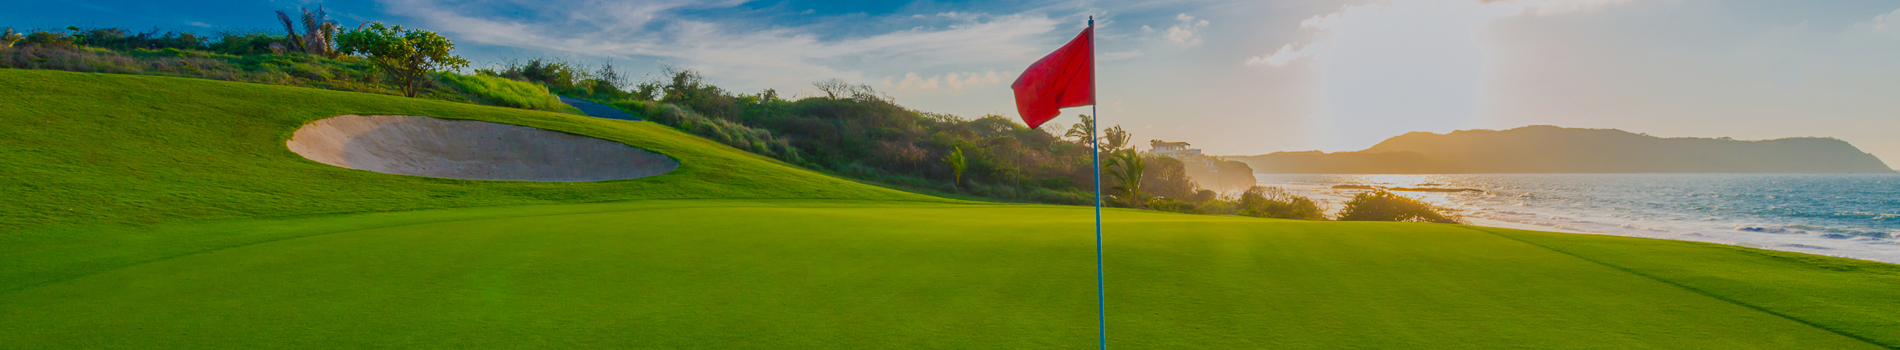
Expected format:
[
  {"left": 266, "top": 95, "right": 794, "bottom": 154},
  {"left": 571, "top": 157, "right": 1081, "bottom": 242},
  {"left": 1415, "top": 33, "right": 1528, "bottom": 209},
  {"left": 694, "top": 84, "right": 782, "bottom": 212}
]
[{"left": 1089, "top": 16, "right": 1106, "bottom": 350}]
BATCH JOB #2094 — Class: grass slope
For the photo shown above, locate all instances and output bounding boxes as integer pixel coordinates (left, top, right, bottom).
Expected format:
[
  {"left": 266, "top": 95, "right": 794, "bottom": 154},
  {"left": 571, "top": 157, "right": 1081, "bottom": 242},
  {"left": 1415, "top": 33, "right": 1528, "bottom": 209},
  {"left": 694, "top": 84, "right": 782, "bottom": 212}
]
[
  {"left": 3, "top": 69, "right": 1898, "bottom": 349},
  {"left": 0, "top": 69, "right": 936, "bottom": 233}
]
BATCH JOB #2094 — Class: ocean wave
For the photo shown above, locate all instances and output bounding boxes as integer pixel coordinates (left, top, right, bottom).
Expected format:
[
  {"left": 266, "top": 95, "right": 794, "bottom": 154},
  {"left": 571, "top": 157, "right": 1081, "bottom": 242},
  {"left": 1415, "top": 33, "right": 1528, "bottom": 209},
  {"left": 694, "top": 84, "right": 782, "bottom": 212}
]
[
  {"left": 1777, "top": 244, "right": 1833, "bottom": 250},
  {"left": 1733, "top": 224, "right": 1894, "bottom": 239}
]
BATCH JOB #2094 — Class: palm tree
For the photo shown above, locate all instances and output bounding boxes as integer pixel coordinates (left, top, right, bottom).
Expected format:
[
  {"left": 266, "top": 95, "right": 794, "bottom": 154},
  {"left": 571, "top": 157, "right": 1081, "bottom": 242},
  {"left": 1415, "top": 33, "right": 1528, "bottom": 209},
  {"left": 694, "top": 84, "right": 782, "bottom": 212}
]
[
  {"left": 1064, "top": 114, "right": 1096, "bottom": 143},
  {"left": 1101, "top": 125, "right": 1130, "bottom": 153},
  {"left": 1102, "top": 149, "right": 1146, "bottom": 207},
  {"left": 943, "top": 146, "right": 967, "bottom": 189},
  {"left": 1, "top": 29, "right": 22, "bottom": 49},
  {"left": 276, "top": 6, "right": 339, "bottom": 57}
]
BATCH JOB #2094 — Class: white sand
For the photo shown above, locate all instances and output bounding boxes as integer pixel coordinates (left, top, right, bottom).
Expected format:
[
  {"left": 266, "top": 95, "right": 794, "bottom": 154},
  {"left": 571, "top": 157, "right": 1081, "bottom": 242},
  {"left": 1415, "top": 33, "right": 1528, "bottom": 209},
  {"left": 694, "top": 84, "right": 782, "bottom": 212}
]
[{"left": 287, "top": 115, "right": 678, "bottom": 182}]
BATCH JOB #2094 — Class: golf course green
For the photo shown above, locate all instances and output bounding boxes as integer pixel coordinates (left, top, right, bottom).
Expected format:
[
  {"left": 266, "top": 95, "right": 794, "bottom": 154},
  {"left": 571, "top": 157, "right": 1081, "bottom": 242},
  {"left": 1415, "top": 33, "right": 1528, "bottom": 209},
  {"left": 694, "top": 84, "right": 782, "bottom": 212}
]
[{"left": 3, "top": 69, "right": 1898, "bottom": 349}]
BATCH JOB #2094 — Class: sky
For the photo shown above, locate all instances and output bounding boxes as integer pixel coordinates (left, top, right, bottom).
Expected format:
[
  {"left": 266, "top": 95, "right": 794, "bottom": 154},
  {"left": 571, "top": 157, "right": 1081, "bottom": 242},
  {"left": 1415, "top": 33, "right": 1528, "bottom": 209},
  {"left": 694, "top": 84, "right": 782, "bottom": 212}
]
[{"left": 9, "top": 0, "right": 1899, "bottom": 162}]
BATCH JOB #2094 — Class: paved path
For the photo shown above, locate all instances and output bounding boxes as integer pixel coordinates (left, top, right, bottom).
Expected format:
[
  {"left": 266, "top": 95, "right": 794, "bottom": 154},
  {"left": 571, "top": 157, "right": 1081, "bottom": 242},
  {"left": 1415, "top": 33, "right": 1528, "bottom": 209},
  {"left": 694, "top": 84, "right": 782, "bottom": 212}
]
[{"left": 558, "top": 96, "right": 642, "bottom": 121}]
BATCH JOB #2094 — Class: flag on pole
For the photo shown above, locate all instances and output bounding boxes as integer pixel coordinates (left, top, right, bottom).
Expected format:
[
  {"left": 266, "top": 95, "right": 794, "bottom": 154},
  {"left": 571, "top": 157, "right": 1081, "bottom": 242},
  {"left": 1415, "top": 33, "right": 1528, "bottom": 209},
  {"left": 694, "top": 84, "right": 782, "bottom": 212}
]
[
  {"left": 1012, "top": 18, "right": 1107, "bottom": 350},
  {"left": 1010, "top": 25, "right": 1094, "bottom": 128}
]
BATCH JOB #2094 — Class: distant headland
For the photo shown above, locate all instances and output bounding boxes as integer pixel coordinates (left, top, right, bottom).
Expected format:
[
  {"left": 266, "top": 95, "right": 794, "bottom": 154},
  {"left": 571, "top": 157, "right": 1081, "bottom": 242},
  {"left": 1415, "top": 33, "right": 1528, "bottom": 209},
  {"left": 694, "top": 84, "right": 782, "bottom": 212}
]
[{"left": 1233, "top": 125, "right": 1895, "bottom": 174}]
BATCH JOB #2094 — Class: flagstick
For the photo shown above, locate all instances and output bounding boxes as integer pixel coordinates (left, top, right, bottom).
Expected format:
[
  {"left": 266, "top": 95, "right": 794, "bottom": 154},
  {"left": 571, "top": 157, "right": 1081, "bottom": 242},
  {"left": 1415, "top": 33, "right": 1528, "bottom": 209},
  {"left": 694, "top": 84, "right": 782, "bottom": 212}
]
[
  {"left": 1088, "top": 16, "right": 1106, "bottom": 350},
  {"left": 1092, "top": 103, "right": 1107, "bottom": 350}
]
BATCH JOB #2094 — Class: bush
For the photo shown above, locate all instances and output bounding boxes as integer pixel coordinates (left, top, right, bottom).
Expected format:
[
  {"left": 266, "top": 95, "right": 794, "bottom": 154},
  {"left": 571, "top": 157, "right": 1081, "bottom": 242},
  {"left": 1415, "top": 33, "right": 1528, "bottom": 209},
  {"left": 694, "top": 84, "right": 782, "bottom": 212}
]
[
  {"left": 205, "top": 32, "right": 286, "bottom": 55},
  {"left": 1147, "top": 197, "right": 1198, "bottom": 214},
  {"left": 23, "top": 31, "right": 75, "bottom": 49},
  {"left": 1238, "top": 186, "right": 1326, "bottom": 220},
  {"left": 1336, "top": 190, "right": 1460, "bottom": 223}
]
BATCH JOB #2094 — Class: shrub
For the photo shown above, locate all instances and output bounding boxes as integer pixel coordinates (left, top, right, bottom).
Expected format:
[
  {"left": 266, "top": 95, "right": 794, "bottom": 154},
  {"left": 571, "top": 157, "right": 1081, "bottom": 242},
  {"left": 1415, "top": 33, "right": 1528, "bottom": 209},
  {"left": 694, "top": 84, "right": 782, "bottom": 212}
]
[
  {"left": 1238, "top": 186, "right": 1326, "bottom": 220},
  {"left": 24, "top": 31, "right": 75, "bottom": 49},
  {"left": 205, "top": 32, "right": 285, "bottom": 55},
  {"left": 1147, "top": 197, "right": 1198, "bottom": 214},
  {"left": 1336, "top": 190, "right": 1460, "bottom": 223}
]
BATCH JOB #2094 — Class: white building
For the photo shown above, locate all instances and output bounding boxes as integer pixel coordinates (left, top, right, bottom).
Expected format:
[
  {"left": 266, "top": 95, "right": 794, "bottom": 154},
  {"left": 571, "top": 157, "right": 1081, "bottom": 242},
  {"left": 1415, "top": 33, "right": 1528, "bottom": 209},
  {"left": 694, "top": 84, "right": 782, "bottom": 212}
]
[{"left": 1150, "top": 140, "right": 1202, "bottom": 158}]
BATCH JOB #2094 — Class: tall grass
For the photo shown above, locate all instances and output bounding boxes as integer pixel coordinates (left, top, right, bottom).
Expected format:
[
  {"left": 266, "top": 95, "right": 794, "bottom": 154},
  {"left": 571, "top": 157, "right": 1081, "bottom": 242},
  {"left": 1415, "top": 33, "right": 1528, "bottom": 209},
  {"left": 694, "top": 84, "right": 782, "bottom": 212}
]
[
  {"left": 608, "top": 100, "right": 802, "bottom": 162},
  {"left": 438, "top": 72, "right": 572, "bottom": 112}
]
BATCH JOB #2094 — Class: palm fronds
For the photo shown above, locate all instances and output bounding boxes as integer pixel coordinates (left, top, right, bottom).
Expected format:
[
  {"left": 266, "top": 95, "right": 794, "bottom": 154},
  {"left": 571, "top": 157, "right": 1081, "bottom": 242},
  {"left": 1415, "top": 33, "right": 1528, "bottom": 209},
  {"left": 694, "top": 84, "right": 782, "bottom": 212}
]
[
  {"left": 276, "top": 10, "right": 306, "bottom": 53},
  {"left": 1, "top": 29, "right": 23, "bottom": 48},
  {"left": 276, "top": 6, "right": 339, "bottom": 57},
  {"left": 1103, "top": 149, "right": 1146, "bottom": 207}
]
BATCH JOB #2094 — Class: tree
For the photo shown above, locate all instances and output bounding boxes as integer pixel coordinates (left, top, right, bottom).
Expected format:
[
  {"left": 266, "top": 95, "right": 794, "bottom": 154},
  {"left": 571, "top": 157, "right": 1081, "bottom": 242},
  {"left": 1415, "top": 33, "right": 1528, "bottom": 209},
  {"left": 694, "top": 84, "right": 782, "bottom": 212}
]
[
  {"left": 1, "top": 29, "right": 22, "bottom": 48},
  {"left": 813, "top": 78, "right": 850, "bottom": 99},
  {"left": 943, "top": 146, "right": 968, "bottom": 189},
  {"left": 335, "top": 22, "right": 469, "bottom": 98},
  {"left": 1063, "top": 114, "right": 1095, "bottom": 143},
  {"left": 1101, "top": 125, "right": 1130, "bottom": 153},
  {"left": 1102, "top": 149, "right": 1146, "bottom": 207},
  {"left": 276, "top": 6, "right": 339, "bottom": 58}
]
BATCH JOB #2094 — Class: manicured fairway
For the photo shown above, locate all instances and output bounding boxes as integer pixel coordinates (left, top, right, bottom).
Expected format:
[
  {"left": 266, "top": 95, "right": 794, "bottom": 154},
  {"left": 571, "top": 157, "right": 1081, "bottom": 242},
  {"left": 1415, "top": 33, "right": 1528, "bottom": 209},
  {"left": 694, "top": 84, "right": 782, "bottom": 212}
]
[
  {"left": 4, "top": 69, "right": 1898, "bottom": 349},
  {"left": 3, "top": 200, "right": 1897, "bottom": 349}
]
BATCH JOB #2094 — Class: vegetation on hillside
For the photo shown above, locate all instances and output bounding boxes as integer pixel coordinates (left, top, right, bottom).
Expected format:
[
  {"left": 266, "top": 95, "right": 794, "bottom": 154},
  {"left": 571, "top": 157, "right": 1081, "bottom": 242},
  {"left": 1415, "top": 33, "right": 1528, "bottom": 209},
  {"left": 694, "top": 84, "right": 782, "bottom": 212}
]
[
  {"left": 0, "top": 10, "right": 570, "bottom": 114},
  {"left": 500, "top": 65, "right": 1462, "bottom": 221},
  {"left": 0, "top": 69, "right": 932, "bottom": 235},
  {"left": 492, "top": 66, "right": 1208, "bottom": 207},
  {"left": 1, "top": 12, "right": 1454, "bottom": 222}
]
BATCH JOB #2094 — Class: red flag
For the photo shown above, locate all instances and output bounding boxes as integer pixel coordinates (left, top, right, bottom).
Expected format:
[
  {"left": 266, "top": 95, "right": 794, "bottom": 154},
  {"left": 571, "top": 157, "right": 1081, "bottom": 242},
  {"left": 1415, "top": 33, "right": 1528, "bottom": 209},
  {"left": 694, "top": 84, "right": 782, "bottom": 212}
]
[{"left": 1011, "top": 25, "right": 1094, "bottom": 129}]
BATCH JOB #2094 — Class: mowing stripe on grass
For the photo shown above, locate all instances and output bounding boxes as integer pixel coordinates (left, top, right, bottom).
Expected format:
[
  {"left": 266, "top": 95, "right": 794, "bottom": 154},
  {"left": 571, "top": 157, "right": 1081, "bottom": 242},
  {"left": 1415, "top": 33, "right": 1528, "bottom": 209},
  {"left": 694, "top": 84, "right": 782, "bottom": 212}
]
[
  {"left": 1461, "top": 226, "right": 1898, "bottom": 350},
  {"left": 0, "top": 199, "right": 1000, "bottom": 297}
]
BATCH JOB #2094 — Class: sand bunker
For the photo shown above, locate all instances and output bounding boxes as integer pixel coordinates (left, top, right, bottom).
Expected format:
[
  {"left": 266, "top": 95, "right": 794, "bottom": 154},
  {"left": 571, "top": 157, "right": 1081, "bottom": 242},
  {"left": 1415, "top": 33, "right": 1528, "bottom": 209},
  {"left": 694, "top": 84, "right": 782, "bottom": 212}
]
[{"left": 287, "top": 115, "right": 677, "bottom": 181}]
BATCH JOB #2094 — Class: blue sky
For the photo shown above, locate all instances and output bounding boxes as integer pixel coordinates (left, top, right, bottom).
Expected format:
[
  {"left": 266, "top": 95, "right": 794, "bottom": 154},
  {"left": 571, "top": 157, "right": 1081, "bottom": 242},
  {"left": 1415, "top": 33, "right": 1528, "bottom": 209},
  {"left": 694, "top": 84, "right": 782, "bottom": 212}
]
[{"left": 8, "top": 0, "right": 1900, "bottom": 162}]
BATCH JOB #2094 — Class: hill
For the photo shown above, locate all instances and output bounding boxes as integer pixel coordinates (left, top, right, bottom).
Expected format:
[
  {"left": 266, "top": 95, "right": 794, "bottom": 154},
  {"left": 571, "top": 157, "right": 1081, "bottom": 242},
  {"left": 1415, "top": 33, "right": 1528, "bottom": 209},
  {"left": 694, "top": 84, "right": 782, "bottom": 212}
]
[
  {"left": 1234, "top": 125, "right": 1895, "bottom": 174},
  {"left": 4, "top": 70, "right": 1899, "bottom": 348}
]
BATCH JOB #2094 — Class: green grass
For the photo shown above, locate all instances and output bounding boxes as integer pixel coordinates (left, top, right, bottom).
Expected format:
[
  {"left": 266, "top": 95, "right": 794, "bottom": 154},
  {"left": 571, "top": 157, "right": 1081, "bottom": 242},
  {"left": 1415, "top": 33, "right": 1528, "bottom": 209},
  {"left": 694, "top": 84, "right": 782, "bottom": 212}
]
[
  {"left": 3, "top": 201, "right": 1896, "bottom": 349},
  {"left": 438, "top": 72, "right": 582, "bottom": 114},
  {"left": 3, "top": 69, "right": 1898, "bottom": 349}
]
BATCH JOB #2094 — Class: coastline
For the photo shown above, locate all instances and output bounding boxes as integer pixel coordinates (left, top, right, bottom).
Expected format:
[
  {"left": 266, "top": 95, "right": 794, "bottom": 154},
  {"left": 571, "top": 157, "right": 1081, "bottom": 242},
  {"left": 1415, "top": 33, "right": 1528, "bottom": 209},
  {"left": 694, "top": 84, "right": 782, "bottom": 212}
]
[{"left": 1252, "top": 173, "right": 1900, "bottom": 264}]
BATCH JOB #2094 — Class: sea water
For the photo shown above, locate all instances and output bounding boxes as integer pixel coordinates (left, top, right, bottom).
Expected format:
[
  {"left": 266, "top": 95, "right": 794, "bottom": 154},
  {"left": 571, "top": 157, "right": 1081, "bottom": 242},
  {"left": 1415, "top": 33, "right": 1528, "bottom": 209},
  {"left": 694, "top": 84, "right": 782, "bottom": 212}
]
[{"left": 1253, "top": 173, "right": 1900, "bottom": 263}]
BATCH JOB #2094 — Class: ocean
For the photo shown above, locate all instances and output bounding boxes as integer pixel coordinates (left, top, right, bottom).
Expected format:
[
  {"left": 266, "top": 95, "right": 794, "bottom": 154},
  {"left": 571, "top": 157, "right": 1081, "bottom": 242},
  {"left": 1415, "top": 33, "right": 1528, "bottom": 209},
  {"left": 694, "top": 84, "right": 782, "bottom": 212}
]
[{"left": 1253, "top": 173, "right": 1900, "bottom": 263}]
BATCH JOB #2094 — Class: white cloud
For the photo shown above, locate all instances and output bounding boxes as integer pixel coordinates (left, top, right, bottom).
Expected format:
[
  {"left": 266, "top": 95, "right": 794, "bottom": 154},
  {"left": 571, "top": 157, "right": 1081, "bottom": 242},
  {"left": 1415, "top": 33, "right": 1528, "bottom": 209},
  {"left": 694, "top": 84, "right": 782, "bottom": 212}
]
[
  {"left": 1873, "top": 8, "right": 1900, "bottom": 40},
  {"left": 886, "top": 72, "right": 942, "bottom": 90},
  {"left": 946, "top": 71, "right": 1009, "bottom": 90},
  {"left": 1245, "top": 43, "right": 1319, "bottom": 66},
  {"left": 1492, "top": 0, "right": 1638, "bottom": 15},
  {"left": 184, "top": 21, "right": 212, "bottom": 28},
  {"left": 884, "top": 71, "right": 1012, "bottom": 91},
  {"left": 378, "top": 0, "right": 1060, "bottom": 92},
  {"left": 1165, "top": 13, "right": 1210, "bottom": 46}
]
